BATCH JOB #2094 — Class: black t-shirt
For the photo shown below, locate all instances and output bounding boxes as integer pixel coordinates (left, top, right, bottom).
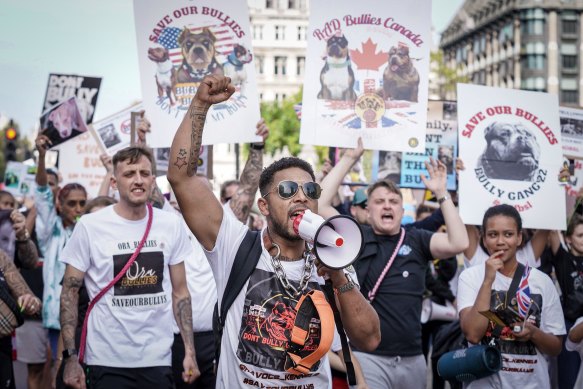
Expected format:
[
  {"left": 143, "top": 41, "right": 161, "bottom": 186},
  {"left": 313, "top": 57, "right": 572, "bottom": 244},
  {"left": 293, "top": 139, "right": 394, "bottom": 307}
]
[
  {"left": 354, "top": 225, "right": 433, "bottom": 356},
  {"left": 552, "top": 246, "right": 583, "bottom": 302}
]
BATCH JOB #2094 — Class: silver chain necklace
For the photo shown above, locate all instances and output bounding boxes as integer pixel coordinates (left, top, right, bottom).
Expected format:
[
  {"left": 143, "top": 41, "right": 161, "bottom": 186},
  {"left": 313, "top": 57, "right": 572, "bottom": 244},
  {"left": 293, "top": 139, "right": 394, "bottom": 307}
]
[{"left": 269, "top": 241, "right": 316, "bottom": 299}]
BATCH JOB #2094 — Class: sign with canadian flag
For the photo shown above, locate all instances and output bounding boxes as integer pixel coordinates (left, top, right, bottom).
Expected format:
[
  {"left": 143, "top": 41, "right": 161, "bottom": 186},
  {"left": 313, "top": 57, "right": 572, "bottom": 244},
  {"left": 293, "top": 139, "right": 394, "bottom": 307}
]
[{"left": 300, "top": 0, "right": 432, "bottom": 152}]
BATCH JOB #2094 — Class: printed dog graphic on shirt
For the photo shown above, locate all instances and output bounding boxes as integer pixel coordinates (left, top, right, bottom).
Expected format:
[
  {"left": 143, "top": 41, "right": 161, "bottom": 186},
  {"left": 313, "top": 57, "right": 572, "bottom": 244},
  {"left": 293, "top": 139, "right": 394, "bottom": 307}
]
[{"left": 478, "top": 122, "right": 541, "bottom": 181}]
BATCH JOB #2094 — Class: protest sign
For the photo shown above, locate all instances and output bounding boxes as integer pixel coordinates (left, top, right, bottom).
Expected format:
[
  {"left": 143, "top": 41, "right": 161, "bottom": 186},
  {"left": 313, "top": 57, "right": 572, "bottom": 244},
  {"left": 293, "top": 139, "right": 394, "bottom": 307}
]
[
  {"left": 42, "top": 73, "right": 101, "bottom": 123},
  {"left": 300, "top": 0, "right": 432, "bottom": 152},
  {"left": 457, "top": 84, "right": 565, "bottom": 230},
  {"left": 133, "top": 0, "right": 261, "bottom": 147},
  {"left": 92, "top": 102, "right": 143, "bottom": 155},
  {"left": 3, "top": 162, "right": 36, "bottom": 197},
  {"left": 560, "top": 106, "right": 583, "bottom": 159},
  {"left": 153, "top": 145, "right": 212, "bottom": 178},
  {"left": 400, "top": 101, "right": 457, "bottom": 190},
  {"left": 56, "top": 132, "right": 106, "bottom": 198},
  {"left": 39, "top": 97, "right": 89, "bottom": 148}
]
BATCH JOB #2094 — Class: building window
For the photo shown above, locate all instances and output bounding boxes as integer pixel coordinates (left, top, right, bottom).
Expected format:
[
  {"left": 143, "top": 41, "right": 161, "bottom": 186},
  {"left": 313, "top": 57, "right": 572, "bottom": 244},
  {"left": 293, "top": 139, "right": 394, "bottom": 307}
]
[
  {"left": 275, "top": 25, "right": 285, "bottom": 40},
  {"left": 297, "top": 26, "right": 307, "bottom": 41},
  {"left": 274, "top": 56, "right": 287, "bottom": 75},
  {"left": 562, "top": 19, "right": 577, "bottom": 34},
  {"left": 456, "top": 46, "right": 467, "bottom": 63},
  {"left": 253, "top": 25, "right": 263, "bottom": 40},
  {"left": 266, "top": 0, "right": 274, "bottom": 9},
  {"left": 562, "top": 90, "right": 578, "bottom": 103},
  {"left": 288, "top": 0, "right": 297, "bottom": 9},
  {"left": 521, "top": 77, "right": 546, "bottom": 91},
  {"left": 521, "top": 19, "right": 544, "bottom": 35},
  {"left": 522, "top": 54, "right": 545, "bottom": 69},
  {"left": 259, "top": 93, "right": 263, "bottom": 101},
  {"left": 499, "top": 22, "right": 513, "bottom": 44},
  {"left": 296, "top": 56, "right": 305, "bottom": 76},
  {"left": 563, "top": 55, "right": 577, "bottom": 69},
  {"left": 255, "top": 56, "right": 264, "bottom": 75},
  {"left": 473, "top": 37, "right": 480, "bottom": 55}
]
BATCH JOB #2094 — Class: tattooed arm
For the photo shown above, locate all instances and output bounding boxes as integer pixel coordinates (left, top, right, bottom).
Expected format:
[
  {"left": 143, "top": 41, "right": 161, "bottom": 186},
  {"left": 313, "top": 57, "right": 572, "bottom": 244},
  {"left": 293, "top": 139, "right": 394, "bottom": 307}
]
[
  {"left": 0, "top": 251, "right": 40, "bottom": 316},
  {"left": 168, "top": 75, "right": 235, "bottom": 250},
  {"left": 60, "top": 265, "right": 86, "bottom": 389},
  {"left": 230, "top": 119, "right": 268, "bottom": 223},
  {"left": 11, "top": 209, "right": 38, "bottom": 269},
  {"left": 170, "top": 262, "right": 200, "bottom": 383}
]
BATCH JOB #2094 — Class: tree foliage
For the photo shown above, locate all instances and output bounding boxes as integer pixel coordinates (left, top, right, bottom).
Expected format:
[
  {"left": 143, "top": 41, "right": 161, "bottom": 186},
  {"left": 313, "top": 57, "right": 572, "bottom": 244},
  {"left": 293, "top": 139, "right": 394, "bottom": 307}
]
[
  {"left": 260, "top": 89, "right": 303, "bottom": 157},
  {"left": 431, "top": 49, "right": 469, "bottom": 99}
]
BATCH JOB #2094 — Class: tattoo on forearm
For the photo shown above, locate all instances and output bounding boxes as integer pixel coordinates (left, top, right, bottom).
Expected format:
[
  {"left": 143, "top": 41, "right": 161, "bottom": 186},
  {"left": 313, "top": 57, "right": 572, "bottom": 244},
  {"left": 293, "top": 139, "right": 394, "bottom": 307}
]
[
  {"left": 230, "top": 148, "right": 263, "bottom": 223},
  {"left": 16, "top": 240, "right": 38, "bottom": 269},
  {"left": 187, "top": 106, "right": 207, "bottom": 177},
  {"left": 176, "top": 297, "right": 195, "bottom": 354},
  {"left": 1, "top": 253, "right": 33, "bottom": 298},
  {"left": 174, "top": 148, "right": 188, "bottom": 170},
  {"left": 60, "top": 276, "right": 83, "bottom": 349}
]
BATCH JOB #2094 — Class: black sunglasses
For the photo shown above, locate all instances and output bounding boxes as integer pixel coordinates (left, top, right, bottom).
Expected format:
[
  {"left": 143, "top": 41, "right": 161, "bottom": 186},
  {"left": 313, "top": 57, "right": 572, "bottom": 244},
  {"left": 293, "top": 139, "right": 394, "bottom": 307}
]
[{"left": 262, "top": 180, "right": 322, "bottom": 200}]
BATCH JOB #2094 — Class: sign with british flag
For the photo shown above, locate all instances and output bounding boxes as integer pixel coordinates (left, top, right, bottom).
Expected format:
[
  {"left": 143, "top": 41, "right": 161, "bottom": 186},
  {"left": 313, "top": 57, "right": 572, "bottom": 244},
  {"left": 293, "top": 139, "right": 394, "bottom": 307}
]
[
  {"left": 300, "top": 0, "right": 432, "bottom": 152},
  {"left": 133, "top": 0, "right": 261, "bottom": 147}
]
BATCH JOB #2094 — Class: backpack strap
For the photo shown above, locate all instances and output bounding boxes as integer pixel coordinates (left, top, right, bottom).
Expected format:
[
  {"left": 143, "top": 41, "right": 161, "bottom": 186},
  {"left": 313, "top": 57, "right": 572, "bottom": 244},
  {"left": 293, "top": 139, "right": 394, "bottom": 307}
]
[
  {"left": 322, "top": 281, "right": 357, "bottom": 385},
  {"left": 213, "top": 229, "right": 262, "bottom": 367}
]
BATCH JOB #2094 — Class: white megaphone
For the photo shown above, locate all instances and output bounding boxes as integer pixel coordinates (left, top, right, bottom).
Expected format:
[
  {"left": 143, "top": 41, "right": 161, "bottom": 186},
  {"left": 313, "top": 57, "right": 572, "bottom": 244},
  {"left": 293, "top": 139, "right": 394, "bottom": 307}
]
[
  {"left": 293, "top": 210, "right": 363, "bottom": 269},
  {"left": 420, "top": 298, "right": 458, "bottom": 323}
]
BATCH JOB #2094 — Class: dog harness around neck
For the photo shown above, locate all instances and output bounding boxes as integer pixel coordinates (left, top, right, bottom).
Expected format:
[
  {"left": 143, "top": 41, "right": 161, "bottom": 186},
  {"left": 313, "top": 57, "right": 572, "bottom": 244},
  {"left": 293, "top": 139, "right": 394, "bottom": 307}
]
[{"left": 326, "top": 58, "right": 351, "bottom": 69}]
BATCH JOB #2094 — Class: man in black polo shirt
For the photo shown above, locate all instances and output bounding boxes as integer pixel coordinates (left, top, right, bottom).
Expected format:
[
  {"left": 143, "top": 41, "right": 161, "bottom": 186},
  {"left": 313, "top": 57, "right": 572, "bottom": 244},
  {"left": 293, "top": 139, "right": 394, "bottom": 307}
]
[{"left": 318, "top": 140, "right": 468, "bottom": 388}]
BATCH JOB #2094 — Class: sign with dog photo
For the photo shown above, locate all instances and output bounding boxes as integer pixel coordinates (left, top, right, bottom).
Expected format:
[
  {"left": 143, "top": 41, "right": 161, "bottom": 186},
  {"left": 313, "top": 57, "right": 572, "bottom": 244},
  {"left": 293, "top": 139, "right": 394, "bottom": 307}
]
[
  {"left": 457, "top": 84, "right": 566, "bottom": 230},
  {"left": 400, "top": 101, "right": 458, "bottom": 190},
  {"left": 3, "top": 162, "right": 37, "bottom": 197},
  {"left": 133, "top": 0, "right": 261, "bottom": 147},
  {"left": 300, "top": 0, "right": 432, "bottom": 152},
  {"left": 560, "top": 106, "right": 583, "bottom": 159},
  {"left": 39, "top": 97, "right": 90, "bottom": 148},
  {"left": 42, "top": 73, "right": 102, "bottom": 124},
  {"left": 91, "top": 102, "right": 144, "bottom": 155}
]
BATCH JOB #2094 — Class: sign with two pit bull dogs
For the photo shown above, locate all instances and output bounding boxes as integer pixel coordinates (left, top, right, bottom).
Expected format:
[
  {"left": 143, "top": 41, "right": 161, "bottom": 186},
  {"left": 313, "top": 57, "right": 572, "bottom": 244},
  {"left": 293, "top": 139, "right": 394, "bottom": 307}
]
[
  {"left": 133, "top": 0, "right": 261, "bottom": 148},
  {"left": 457, "top": 84, "right": 566, "bottom": 230},
  {"left": 300, "top": 0, "right": 432, "bottom": 152}
]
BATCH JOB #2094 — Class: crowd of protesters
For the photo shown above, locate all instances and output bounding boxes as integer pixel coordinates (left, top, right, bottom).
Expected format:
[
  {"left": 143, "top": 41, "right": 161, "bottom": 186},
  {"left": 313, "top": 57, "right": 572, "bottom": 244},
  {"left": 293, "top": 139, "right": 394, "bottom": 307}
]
[{"left": 1, "top": 74, "right": 583, "bottom": 389}]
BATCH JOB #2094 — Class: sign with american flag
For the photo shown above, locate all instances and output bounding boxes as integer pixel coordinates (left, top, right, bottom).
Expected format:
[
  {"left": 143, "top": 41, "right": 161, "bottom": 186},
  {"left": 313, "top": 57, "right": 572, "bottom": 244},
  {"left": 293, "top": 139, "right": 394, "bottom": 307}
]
[
  {"left": 300, "top": 0, "right": 432, "bottom": 152},
  {"left": 133, "top": 0, "right": 261, "bottom": 147}
]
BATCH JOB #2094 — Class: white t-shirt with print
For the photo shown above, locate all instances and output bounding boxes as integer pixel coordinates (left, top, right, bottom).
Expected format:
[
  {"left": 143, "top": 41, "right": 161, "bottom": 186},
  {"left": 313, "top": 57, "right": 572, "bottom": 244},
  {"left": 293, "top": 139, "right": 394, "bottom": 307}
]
[
  {"left": 457, "top": 264, "right": 565, "bottom": 388},
  {"left": 61, "top": 205, "right": 191, "bottom": 368},
  {"left": 565, "top": 317, "right": 583, "bottom": 389},
  {"left": 464, "top": 242, "right": 539, "bottom": 268},
  {"left": 206, "top": 209, "right": 347, "bottom": 389}
]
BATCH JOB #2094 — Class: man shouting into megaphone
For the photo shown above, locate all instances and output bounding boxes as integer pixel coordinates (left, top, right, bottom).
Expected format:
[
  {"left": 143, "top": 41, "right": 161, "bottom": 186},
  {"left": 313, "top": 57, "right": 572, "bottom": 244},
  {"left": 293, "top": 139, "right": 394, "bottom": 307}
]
[{"left": 168, "top": 75, "right": 380, "bottom": 389}]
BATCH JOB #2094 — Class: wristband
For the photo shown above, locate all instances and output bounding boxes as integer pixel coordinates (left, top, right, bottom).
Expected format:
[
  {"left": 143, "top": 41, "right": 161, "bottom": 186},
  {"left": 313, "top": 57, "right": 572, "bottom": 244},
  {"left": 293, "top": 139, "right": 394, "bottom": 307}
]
[
  {"left": 437, "top": 194, "right": 450, "bottom": 205},
  {"left": 62, "top": 348, "right": 77, "bottom": 360},
  {"left": 250, "top": 143, "right": 265, "bottom": 151}
]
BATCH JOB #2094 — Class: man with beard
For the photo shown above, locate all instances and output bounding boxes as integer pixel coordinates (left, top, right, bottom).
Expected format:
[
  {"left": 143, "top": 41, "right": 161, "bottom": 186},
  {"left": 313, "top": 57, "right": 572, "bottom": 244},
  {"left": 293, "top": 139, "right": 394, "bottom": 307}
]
[
  {"left": 168, "top": 75, "right": 380, "bottom": 389},
  {"left": 59, "top": 147, "right": 198, "bottom": 388}
]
